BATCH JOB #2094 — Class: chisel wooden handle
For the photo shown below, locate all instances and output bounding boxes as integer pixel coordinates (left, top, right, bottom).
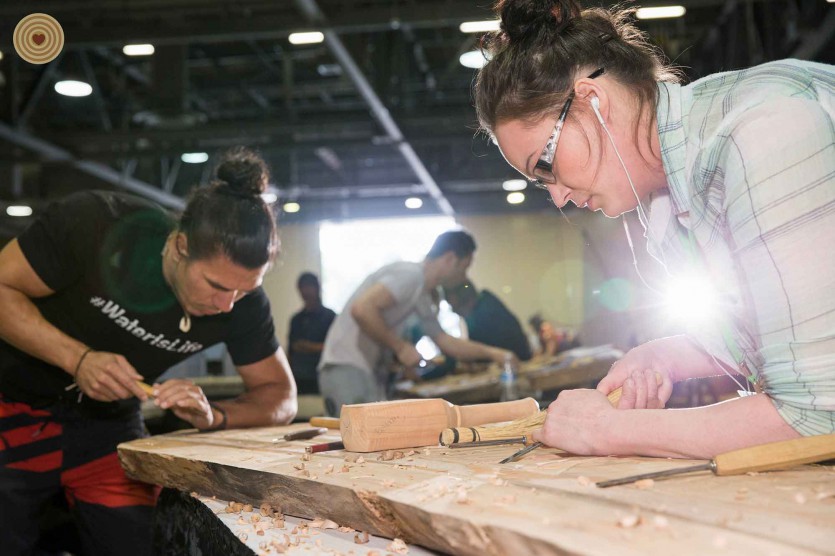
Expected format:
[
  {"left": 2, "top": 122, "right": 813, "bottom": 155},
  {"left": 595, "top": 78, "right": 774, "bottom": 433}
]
[
  {"left": 714, "top": 433, "right": 835, "bottom": 475},
  {"left": 440, "top": 380, "right": 646, "bottom": 445},
  {"left": 309, "top": 417, "right": 340, "bottom": 429}
]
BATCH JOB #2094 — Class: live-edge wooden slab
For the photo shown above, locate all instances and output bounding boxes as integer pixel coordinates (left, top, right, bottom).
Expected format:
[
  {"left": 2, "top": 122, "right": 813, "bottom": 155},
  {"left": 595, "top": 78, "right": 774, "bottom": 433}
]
[{"left": 118, "top": 424, "right": 835, "bottom": 555}]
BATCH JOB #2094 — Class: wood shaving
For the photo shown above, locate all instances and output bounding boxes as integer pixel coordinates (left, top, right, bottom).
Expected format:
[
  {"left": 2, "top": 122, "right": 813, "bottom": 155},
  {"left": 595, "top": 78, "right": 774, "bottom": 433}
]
[
  {"left": 488, "top": 476, "right": 507, "bottom": 486},
  {"left": 653, "top": 515, "right": 669, "bottom": 529},
  {"left": 259, "top": 503, "right": 273, "bottom": 516},
  {"left": 293, "top": 463, "right": 306, "bottom": 471},
  {"left": 272, "top": 517, "right": 285, "bottom": 529},
  {"left": 378, "top": 451, "right": 395, "bottom": 461},
  {"left": 236, "top": 517, "right": 247, "bottom": 525},
  {"left": 251, "top": 514, "right": 261, "bottom": 523},
  {"left": 635, "top": 479, "right": 655, "bottom": 490},
  {"left": 291, "top": 526, "right": 298, "bottom": 534},
  {"left": 405, "top": 450, "right": 416, "bottom": 457},
  {"left": 338, "top": 526, "right": 356, "bottom": 533},
  {"left": 577, "top": 476, "right": 593, "bottom": 487},
  {"left": 325, "top": 464, "right": 335, "bottom": 474},
  {"left": 354, "top": 531, "right": 370, "bottom": 544},
  {"left": 367, "top": 552, "right": 381, "bottom": 556},
  {"left": 423, "top": 448, "right": 431, "bottom": 456},
  {"left": 455, "top": 486, "right": 471, "bottom": 505},
  {"left": 617, "top": 514, "right": 642, "bottom": 528},
  {"left": 341, "top": 465, "right": 351, "bottom": 473},
  {"left": 356, "top": 456, "right": 366, "bottom": 464},
  {"left": 242, "top": 504, "right": 253, "bottom": 512},
  {"left": 258, "top": 541, "right": 269, "bottom": 550},
  {"left": 301, "top": 452, "right": 311, "bottom": 461},
  {"left": 237, "top": 531, "right": 248, "bottom": 541},
  {"left": 299, "top": 469, "right": 310, "bottom": 477},
  {"left": 387, "top": 538, "right": 409, "bottom": 554},
  {"left": 345, "top": 454, "right": 361, "bottom": 463},
  {"left": 224, "top": 505, "right": 237, "bottom": 513},
  {"left": 393, "top": 451, "right": 405, "bottom": 459},
  {"left": 190, "top": 491, "right": 200, "bottom": 498}
]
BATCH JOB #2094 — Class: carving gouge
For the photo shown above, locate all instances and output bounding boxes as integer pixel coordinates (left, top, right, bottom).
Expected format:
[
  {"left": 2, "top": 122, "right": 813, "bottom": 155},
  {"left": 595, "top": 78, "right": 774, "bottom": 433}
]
[
  {"left": 281, "top": 428, "right": 328, "bottom": 442},
  {"left": 596, "top": 433, "right": 835, "bottom": 487}
]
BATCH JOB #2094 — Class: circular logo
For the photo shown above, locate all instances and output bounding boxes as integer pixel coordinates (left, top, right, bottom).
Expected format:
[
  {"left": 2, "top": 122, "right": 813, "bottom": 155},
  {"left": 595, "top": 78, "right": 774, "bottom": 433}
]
[{"left": 13, "top": 13, "right": 64, "bottom": 65}]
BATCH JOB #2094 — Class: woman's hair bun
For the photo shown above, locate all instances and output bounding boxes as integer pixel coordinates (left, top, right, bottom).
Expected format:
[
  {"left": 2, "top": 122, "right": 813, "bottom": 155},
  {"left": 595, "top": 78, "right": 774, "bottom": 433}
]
[
  {"left": 214, "top": 147, "right": 269, "bottom": 196},
  {"left": 496, "top": 0, "right": 581, "bottom": 42}
]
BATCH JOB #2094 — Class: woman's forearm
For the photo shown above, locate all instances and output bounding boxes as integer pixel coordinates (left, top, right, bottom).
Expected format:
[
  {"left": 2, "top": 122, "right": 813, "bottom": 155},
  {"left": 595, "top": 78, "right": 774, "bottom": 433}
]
[{"left": 606, "top": 394, "right": 800, "bottom": 459}]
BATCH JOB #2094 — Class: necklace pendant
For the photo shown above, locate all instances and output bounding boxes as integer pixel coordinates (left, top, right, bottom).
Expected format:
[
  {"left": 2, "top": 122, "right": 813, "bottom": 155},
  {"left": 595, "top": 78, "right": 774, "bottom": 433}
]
[{"left": 179, "top": 314, "right": 191, "bottom": 333}]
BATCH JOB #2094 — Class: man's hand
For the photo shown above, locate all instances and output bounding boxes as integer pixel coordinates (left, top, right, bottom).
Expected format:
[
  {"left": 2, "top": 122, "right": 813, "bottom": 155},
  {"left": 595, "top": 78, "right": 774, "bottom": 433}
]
[
  {"left": 489, "top": 348, "right": 517, "bottom": 367},
  {"left": 153, "top": 379, "right": 215, "bottom": 430},
  {"left": 395, "top": 342, "right": 422, "bottom": 368},
  {"left": 74, "top": 351, "right": 148, "bottom": 402}
]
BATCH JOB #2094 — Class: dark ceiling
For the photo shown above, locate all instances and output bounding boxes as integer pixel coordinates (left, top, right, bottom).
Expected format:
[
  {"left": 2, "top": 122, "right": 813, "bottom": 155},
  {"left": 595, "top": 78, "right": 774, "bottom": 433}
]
[{"left": 1, "top": 0, "right": 833, "bottom": 235}]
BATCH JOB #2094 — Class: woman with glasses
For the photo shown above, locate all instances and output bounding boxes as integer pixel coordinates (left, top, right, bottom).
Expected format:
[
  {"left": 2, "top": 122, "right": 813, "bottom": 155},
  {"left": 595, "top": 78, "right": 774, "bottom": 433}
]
[{"left": 475, "top": 0, "right": 835, "bottom": 459}]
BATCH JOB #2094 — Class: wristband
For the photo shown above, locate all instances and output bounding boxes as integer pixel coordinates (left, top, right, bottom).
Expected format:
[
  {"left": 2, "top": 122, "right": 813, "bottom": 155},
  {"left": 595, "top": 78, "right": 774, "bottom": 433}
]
[{"left": 73, "top": 347, "right": 94, "bottom": 377}]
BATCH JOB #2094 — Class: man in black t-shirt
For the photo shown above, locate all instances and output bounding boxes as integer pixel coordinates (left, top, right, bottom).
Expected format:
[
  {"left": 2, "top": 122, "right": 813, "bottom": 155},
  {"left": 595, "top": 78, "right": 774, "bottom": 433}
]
[
  {"left": 287, "top": 273, "right": 336, "bottom": 395},
  {"left": 0, "top": 149, "right": 297, "bottom": 556},
  {"left": 445, "top": 279, "right": 533, "bottom": 361}
]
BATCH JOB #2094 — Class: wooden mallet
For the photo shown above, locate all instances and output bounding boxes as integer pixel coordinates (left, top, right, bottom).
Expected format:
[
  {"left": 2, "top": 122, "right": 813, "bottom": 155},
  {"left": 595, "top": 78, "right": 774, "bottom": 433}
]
[{"left": 340, "top": 397, "right": 540, "bottom": 452}]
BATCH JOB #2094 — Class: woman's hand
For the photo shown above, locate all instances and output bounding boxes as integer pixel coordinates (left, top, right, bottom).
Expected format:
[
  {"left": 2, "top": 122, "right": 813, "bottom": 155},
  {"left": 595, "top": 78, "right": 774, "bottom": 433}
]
[
  {"left": 596, "top": 338, "right": 689, "bottom": 409},
  {"left": 153, "top": 379, "right": 216, "bottom": 430},
  {"left": 532, "top": 389, "right": 617, "bottom": 455}
]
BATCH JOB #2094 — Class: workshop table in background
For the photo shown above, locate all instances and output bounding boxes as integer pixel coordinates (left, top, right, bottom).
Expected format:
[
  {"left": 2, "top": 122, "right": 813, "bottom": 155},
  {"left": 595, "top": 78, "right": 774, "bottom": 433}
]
[
  {"left": 393, "top": 345, "right": 623, "bottom": 404},
  {"left": 119, "top": 423, "right": 835, "bottom": 555}
]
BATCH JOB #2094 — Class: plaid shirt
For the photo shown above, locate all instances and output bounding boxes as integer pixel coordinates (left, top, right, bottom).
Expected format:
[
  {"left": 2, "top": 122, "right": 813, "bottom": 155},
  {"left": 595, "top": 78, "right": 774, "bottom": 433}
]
[{"left": 648, "top": 59, "right": 835, "bottom": 435}]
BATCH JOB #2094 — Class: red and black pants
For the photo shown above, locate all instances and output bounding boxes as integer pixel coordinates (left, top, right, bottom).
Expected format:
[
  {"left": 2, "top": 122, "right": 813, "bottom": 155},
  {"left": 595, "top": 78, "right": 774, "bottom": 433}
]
[{"left": 0, "top": 396, "right": 158, "bottom": 556}]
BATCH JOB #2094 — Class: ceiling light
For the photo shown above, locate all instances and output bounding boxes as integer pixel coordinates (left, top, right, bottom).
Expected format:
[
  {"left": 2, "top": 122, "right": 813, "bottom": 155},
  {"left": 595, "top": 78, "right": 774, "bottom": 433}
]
[
  {"left": 405, "top": 197, "right": 423, "bottom": 209},
  {"left": 54, "top": 80, "right": 92, "bottom": 97},
  {"left": 283, "top": 202, "right": 301, "bottom": 213},
  {"left": 459, "top": 20, "right": 501, "bottom": 33},
  {"left": 289, "top": 32, "right": 324, "bottom": 45},
  {"left": 502, "top": 179, "right": 527, "bottom": 192},
  {"left": 506, "top": 192, "right": 525, "bottom": 205},
  {"left": 181, "top": 152, "right": 209, "bottom": 164},
  {"left": 6, "top": 205, "right": 33, "bottom": 217},
  {"left": 635, "top": 6, "right": 686, "bottom": 19},
  {"left": 459, "top": 50, "right": 491, "bottom": 69},
  {"left": 123, "top": 44, "right": 155, "bottom": 56}
]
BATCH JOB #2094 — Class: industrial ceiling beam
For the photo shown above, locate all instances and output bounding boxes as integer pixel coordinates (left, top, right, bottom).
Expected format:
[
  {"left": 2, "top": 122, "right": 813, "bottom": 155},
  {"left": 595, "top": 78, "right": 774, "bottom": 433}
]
[
  {"left": 0, "top": 122, "right": 184, "bottom": 210},
  {"left": 294, "top": 0, "right": 455, "bottom": 216}
]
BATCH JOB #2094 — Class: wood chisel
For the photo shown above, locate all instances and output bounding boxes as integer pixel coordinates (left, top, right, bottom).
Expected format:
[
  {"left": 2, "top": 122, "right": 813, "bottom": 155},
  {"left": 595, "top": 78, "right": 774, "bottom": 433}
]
[
  {"left": 280, "top": 428, "right": 329, "bottom": 442},
  {"left": 596, "top": 433, "right": 835, "bottom": 487}
]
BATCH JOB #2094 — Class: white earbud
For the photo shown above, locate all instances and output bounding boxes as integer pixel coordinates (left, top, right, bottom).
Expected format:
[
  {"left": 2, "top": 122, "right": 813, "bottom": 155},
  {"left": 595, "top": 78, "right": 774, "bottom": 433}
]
[{"left": 590, "top": 95, "right": 605, "bottom": 125}]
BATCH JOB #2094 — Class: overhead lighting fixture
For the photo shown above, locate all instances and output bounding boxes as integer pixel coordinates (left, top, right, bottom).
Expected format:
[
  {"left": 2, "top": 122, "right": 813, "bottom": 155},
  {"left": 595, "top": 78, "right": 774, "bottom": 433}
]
[
  {"left": 123, "top": 44, "right": 155, "bottom": 56},
  {"left": 502, "top": 179, "right": 527, "bottom": 192},
  {"left": 459, "top": 50, "right": 491, "bottom": 70},
  {"left": 635, "top": 6, "right": 686, "bottom": 19},
  {"left": 289, "top": 32, "right": 324, "bottom": 45},
  {"left": 6, "top": 205, "right": 33, "bottom": 217},
  {"left": 54, "top": 80, "right": 92, "bottom": 97},
  {"left": 181, "top": 152, "right": 209, "bottom": 164},
  {"left": 459, "top": 20, "right": 501, "bottom": 33},
  {"left": 283, "top": 202, "right": 301, "bottom": 213},
  {"left": 507, "top": 192, "right": 525, "bottom": 205},
  {"left": 405, "top": 197, "right": 423, "bottom": 209}
]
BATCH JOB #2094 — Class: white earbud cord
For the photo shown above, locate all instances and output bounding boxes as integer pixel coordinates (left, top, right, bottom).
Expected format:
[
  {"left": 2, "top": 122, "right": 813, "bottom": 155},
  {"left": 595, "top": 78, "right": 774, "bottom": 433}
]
[{"left": 598, "top": 105, "right": 749, "bottom": 394}]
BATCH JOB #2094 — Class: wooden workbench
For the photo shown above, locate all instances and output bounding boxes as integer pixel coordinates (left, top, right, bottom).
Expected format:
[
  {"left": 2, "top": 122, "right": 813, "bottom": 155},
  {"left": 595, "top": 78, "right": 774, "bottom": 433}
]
[{"left": 118, "top": 424, "right": 835, "bottom": 555}]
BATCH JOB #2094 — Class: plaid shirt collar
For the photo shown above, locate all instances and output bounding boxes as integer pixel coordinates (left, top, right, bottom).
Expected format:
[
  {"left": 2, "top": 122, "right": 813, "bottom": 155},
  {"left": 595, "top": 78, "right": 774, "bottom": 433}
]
[{"left": 655, "top": 82, "right": 690, "bottom": 216}]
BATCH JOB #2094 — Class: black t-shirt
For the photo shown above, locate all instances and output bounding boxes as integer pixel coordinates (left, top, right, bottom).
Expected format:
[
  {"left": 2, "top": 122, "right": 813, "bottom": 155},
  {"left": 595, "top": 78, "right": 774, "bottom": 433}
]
[
  {"left": 466, "top": 290, "right": 532, "bottom": 361},
  {"left": 288, "top": 305, "right": 336, "bottom": 381},
  {"left": 0, "top": 191, "right": 279, "bottom": 417}
]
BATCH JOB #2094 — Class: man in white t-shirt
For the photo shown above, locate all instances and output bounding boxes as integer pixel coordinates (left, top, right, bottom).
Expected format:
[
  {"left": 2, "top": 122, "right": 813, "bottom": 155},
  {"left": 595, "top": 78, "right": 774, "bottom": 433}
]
[{"left": 318, "top": 230, "right": 514, "bottom": 416}]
